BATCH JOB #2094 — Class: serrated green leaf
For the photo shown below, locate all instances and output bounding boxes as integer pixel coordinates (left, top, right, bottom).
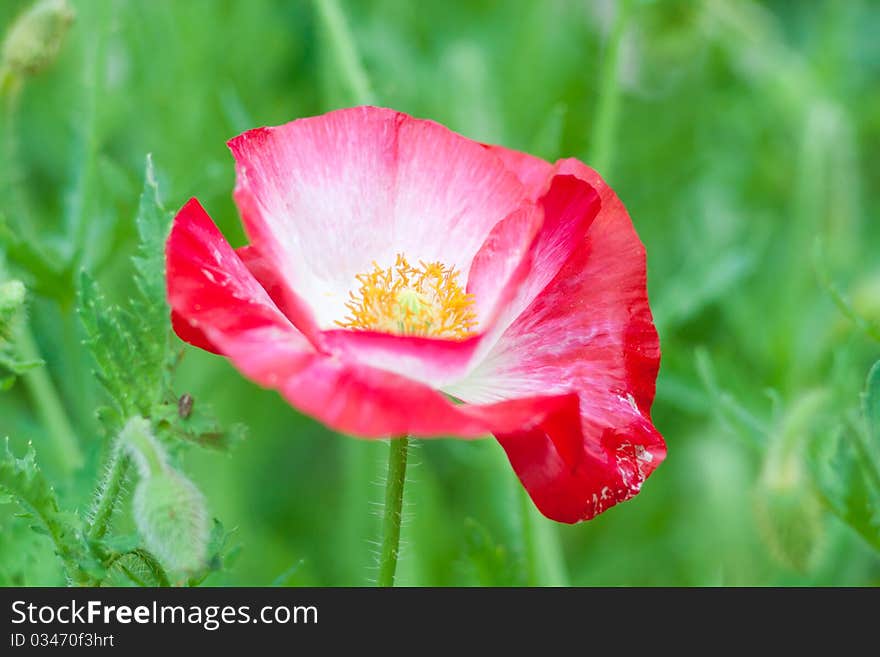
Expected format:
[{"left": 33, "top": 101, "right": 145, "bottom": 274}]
[
  {"left": 809, "top": 379, "right": 880, "bottom": 553},
  {"left": 77, "top": 159, "right": 175, "bottom": 425},
  {"left": 132, "top": 155, "right": 171, "bottom": 308},
  {"left": 104, "top": 548, "right": 170, "bottom": 587},
  {"left": 0, "top": 439, "right": 95, "bottom": 583}
]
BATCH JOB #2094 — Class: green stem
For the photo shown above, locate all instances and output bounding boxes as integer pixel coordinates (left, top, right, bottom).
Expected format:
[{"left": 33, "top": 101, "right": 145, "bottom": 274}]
[
  {"left": 590, "top": 0, "right": 631, "bottom": 175},
  {"left": 376, "top": 436, "right": 409, "bottom": 587},
  {"left": 314, "top": 0, "right": 377, "bottom": 105},
  {"left": 86, "top": 447, "right": 130, "bottom": 542},
  {"left": 18, "top": 325, "right": 84, "bottom": 473},
  {"left": 518, "top": 485, "right": 538, "bottom": 586},
  {"left": 517, "top": 483, "right": 570, "bottom": 586}
]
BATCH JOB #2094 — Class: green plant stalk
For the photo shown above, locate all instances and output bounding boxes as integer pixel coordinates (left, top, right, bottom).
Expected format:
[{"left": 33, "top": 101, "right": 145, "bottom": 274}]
[
  {"left": 517, "top": 483, "right": 570, "bottom": 586},
  {"left": 314, "top": 0, "right": 376, "bottom": 105},
  {"left": 376, "top": 436, "right": 408, "bottom": 587},
  {"left": 86, "top": 447, "right": 130, "bottom": 542},
  {"left": 590, "top": 0, "right": 631, "bottom": 175},
  {"left": 18, "top": 325, "right": 84, "bottom": 472},
  {"left": 518, "top": 484, "right": 538, "bottom": 586}
]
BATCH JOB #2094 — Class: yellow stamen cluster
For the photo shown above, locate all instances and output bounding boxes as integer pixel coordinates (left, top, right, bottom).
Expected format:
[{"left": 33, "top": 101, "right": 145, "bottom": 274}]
[{"left": 337, "top": 254, "right": 477, "bottom": 339}]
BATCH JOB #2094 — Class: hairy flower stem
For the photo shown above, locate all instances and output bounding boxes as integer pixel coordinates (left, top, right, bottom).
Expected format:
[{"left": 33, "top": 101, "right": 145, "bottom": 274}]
[
  {"left": 591, "top": 0, "right": 631, "bottom": 175},
  {"left": 87, "top": 445, "right": 130, "bottom": 542},
  {"left": 18, "top": 325, "right": 84, "bottom": 473},
  {"left": 376, "top": 436, "right": 409, "bottom": 587}
]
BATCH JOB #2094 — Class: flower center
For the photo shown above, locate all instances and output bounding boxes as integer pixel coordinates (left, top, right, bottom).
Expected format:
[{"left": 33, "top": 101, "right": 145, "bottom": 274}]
[{"left": 336, "top": 254, "right": 477, "bottom": 339}]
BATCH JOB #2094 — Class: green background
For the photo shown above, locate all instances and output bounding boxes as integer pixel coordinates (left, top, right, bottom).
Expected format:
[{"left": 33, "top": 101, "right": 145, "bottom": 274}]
[{"left": 1, "top": 0, "right": 879, "bottom": 586}]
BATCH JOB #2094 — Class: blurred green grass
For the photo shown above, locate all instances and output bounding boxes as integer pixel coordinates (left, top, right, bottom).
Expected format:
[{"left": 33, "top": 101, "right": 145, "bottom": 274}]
[{"left": 1, "top": 0, "right": 879, "bottom": 585}]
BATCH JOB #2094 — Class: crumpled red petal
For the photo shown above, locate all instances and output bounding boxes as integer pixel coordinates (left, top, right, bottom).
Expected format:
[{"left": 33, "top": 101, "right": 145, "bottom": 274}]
[{"left": 448, "top": 145, "right": 667, "bottom": 522}]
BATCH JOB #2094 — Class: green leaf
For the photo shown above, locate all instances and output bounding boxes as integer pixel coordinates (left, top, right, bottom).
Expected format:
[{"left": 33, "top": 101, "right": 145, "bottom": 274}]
[
  {"left": 815, "top": 431, "right": 880, "bottom": 551},
  {"left": 77, "top": 158, "right": 175, "bottom": 424},
  {"left": 78, "top": 271, "right": 156, "bottom": 416},
  {"left": 809, "top": 366, "right": 880, "bottom": 552},
  {"left": 132, "top": 155, "right": 171, "bottom": 309},
  {"left": 103, "top": 548, "right": 171, "bottom": 587},
  {"left": 187, "top": 519, "right": 240, "bottom": 586},
  {"left": 0, "top": 439, "right": 96, "bottom": 583}
]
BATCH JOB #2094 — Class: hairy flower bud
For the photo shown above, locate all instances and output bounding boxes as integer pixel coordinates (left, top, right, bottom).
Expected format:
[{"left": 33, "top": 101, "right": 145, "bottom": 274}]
[
  {"left": 1, "top": 0, "right": 74, "bottom": 78},
  {"left": 132, "top": 467, "right": 210, "bottom": 574},
  {"left": 121, "top": 416, "right": 210, "bottom": 574}
]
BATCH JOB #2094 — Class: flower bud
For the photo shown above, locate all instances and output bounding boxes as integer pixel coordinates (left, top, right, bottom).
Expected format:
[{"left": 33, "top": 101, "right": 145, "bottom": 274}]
[
  {"left": 121, "top": 416, "right": 210, "bottom": 574},
  {"left": 132, "top": 467, "right": 210, "bottom": 575},
  {"left": 753, "top": 391, "right": 827, "bottom": 573},
  {"left": 754, "top": 457, "right": 823, "bottom": 573},
  {"left": 1, "top": 0, "right": 74, "bottom": 78}
]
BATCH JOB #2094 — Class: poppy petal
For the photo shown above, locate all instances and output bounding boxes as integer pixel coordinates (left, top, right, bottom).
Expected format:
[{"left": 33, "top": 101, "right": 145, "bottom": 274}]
[
  {"left": 228, "top": 107, "right": 525, "bottom": 330},
  {"left": 166, "top": 197, "right": 588, "bottom": 445},
  {"left": 451, "top": 148, "right": 665, "bottom": 521}
]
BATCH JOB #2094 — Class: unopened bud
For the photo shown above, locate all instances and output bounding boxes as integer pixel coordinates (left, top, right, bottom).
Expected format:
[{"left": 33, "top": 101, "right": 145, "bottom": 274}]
[
  {"left": 754, "top": 391, "right": 827, "bottom": 572},
  {"left": 121, "top": 416, "right": 210, "bottom": 573},
  {"left": 754, "top": 457, "right": 823, "bottom": 573},
  {"left": 2, "top": 0, "right": 74, "bottom": 78},
  {"left": 132, "top": 467, "right": 210, "bottom": 574}
]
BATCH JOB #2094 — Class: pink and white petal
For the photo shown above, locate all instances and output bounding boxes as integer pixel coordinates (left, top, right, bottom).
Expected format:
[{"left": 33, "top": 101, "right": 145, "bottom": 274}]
[
  {"left": 166, "top": 199, "right": 296, "bottom": 343},
  {"left": 466, "top": 202, "right": 542, "bottom": 333},
  {"left": 482, "top": 143, "right": 554, "bottom": 200},
  {"left": 315, "top": 200, "right": 543, "bottom": 388},
  {"left": 486, "top": 174, "right": 601, "bottom": 335},
  {"left": 316, "top": 175, "right": 598, "bottom": 390},
  {"left": 166, "top": 197, "right": 588, "bottom": 441},
  {"left": 228, "top": 107, "right": 525, "bottom": 330}
]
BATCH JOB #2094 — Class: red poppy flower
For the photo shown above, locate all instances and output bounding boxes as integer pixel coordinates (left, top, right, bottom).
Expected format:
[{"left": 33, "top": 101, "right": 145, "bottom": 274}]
[{"left": 166, "top": 106, "right": 665, "bottom": 523}]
